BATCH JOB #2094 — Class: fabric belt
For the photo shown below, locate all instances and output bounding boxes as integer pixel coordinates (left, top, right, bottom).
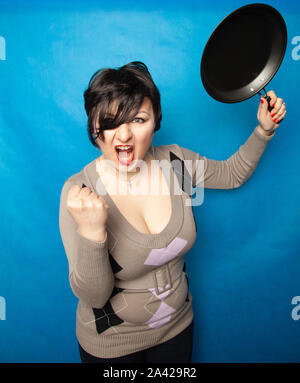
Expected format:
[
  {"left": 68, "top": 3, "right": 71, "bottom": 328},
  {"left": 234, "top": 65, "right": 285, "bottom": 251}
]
[{"left": 114, "top": 256, "right": 185, "bottom": 296}]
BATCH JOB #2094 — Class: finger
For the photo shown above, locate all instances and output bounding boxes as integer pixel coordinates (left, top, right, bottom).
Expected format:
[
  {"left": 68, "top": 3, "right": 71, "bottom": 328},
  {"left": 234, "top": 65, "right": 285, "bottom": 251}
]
[
  {"left": 271, "top": 100, "right": 285, "bottom": 120},
  {"left": 67, "top": 185, "right": 81, "bottom": 199},
  {"left": 273, "top": 97, "right": 283, "bottom": 108},
  {"left": 67, "top": 197, "right": 83, "bottom": 209},
  {"left": 272, "top": 109, "right": 285, "bottom": 122},
  {"left": 94, "top": 198, "right": 109, "bottom": 210},
  {"left": 270, "top": 97, "right": 283, "bottom": 115},
  {"left": 80, "top": 187, "right": 92, "bottom": 196},
  {"left": 95, "top": 195, "right": 109, "bottom": 209},
  {"left": 275, "top": 110, "right": 287, "bottom": 124},
  {"left": 259, "top": 97, "right": 269, "bottom": 118},
  {"left": 266, "top": 90, "right": 277, "bottom": 108},
  {"left": 89, "top": 191, "right": 105, "bottom": 204}
]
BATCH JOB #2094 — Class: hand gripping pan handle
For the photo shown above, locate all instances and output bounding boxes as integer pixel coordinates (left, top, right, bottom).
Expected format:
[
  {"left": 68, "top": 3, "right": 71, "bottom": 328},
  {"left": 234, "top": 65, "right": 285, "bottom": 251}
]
[{"left": 258, "top": 88, "right": 274, "bottom": 112}]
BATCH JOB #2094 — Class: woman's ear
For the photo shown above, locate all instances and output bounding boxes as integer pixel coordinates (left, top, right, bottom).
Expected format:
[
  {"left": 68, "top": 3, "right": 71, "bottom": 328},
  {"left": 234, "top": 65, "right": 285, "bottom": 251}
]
[{"left": 95, "top": 135, "right": 102, "bottom": 149}]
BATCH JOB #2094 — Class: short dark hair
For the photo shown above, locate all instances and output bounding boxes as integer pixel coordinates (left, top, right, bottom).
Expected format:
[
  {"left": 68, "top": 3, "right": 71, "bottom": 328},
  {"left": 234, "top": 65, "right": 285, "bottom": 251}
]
[{"left": 83, "top": 61, "right": 162, "bottom": 148}]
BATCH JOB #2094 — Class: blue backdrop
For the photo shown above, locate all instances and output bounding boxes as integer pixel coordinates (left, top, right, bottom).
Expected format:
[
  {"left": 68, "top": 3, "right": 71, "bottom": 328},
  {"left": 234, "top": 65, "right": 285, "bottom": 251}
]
[{"left": 0, "top": 0, "right": 299, "bottom": 363}]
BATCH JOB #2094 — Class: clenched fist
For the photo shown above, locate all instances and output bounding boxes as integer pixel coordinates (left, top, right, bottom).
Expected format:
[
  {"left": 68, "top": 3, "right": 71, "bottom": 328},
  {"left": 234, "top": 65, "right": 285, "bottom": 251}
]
[{"left": 66, "top": 185, "right": 109, "bottom": 242}]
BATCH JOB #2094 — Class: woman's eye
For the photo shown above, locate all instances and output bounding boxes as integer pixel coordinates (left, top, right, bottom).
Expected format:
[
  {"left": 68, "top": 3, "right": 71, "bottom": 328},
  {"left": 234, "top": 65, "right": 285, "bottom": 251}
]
[{"left": 133, "top": 117, "right": 145, "bottom": 123}]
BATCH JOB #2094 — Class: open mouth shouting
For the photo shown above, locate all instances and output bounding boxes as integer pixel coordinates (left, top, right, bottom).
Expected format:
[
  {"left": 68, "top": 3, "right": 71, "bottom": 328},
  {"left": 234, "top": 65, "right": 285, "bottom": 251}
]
[{"left": 115, "top": 145, "right": 134, "bottom": 165}]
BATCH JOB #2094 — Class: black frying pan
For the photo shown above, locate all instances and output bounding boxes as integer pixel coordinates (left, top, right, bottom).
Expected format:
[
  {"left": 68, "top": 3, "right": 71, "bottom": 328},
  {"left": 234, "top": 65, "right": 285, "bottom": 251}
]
[{"left": 200, "top": 3, "right": 287, "bottom": 112}]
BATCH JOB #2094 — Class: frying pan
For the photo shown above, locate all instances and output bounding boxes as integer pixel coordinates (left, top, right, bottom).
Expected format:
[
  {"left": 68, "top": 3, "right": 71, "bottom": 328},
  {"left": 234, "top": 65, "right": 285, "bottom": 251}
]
[{"left": 200, "top": 3, "right": 287, "bottom": 111}]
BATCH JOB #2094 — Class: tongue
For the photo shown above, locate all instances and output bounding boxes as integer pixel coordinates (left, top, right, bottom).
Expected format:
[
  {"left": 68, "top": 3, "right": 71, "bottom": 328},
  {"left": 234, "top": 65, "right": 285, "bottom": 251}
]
[{"left": 118, "top": 150, "right": 131, "bottom": 161}]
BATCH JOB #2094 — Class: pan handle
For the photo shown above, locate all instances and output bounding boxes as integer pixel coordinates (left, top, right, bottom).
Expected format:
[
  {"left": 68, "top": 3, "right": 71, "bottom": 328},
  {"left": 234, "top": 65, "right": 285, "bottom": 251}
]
[{"left": 259, "top": 88, "right": 274, "bottom": 112}]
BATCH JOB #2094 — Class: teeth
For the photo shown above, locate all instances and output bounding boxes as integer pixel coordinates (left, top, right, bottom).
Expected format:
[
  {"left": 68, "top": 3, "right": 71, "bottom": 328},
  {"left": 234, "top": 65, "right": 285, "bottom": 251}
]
[{"left": 117, "top": 146, "right": 132, "bottom": 150}]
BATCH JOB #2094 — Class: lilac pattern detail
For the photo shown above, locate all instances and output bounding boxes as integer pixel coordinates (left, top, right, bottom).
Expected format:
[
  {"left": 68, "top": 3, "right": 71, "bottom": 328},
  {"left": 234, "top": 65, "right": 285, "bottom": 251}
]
[
  {"left": 145, "top": 302, "right": 176, "bottom": 328},
  {"left": 148, "top": 286, "right": 171, "bottom": 300},
  {"left": 144, "top": 237, "right": 187, "bottom": 266}
]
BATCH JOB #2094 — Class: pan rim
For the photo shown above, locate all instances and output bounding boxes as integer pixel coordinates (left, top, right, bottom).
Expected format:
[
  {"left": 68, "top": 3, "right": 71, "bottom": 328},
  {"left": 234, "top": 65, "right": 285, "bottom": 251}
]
[{"left": 200, "top": 3, "right": 287, "bottom": 103}]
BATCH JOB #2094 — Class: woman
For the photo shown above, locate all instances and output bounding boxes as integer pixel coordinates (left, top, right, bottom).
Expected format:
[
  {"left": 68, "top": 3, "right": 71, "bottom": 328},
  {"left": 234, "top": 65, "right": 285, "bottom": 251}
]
[{"left": 59, "top": 61, "right": 286, "bottom": 363}]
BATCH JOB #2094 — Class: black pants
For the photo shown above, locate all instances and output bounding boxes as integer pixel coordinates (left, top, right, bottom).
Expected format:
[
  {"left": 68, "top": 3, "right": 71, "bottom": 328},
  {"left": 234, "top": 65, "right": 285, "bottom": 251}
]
[{"left": 79, "top": 320, "right": 194, "bottom": 363}]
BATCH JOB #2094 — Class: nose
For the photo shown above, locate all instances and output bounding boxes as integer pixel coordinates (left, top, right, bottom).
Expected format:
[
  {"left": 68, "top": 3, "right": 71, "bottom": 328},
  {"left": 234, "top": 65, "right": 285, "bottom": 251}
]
[{"left": 116, "top": 122, "right": 133, "bottom": 141}]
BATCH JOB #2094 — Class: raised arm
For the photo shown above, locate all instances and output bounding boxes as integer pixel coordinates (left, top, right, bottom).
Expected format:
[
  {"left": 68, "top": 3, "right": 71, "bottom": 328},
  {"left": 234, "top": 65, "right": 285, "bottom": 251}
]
[
  {"left": 59, "top": 178, "right": 114, "bottom": 308},
  {"left": 179, "top": 125, "right": 275, "bottom": 189},
  {"left": 179, "top": 90, "right": 286, "bottom": 189}
]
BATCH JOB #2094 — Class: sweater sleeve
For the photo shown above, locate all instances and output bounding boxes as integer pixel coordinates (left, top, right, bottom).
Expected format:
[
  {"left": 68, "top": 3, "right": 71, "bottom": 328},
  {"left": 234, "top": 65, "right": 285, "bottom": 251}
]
[
  {"left": 178, "top": 125, "right": 275, "bottom": 189},
  {"left": 59, "top": 178, "right": 114, "bottom": 308}
]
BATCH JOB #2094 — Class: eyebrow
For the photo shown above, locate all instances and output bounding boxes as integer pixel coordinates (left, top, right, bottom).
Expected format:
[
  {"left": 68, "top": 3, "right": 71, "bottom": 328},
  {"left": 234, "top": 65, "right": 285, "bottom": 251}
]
[{"left": 103, "top": 110, "right": 150, "bottom": 119}]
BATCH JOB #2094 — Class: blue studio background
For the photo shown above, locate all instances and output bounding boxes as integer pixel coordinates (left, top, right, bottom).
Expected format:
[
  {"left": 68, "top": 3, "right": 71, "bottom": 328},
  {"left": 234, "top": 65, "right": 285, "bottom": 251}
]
[{"left": 0, "top": 0, "right": 299, "bottom": 363}]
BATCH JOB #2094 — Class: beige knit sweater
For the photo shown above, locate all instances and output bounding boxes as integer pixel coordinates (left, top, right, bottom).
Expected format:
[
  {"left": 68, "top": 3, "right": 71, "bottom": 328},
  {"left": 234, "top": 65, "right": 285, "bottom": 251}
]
[{"left": 59, "top": 126, "right": 275, "bottom": 358}]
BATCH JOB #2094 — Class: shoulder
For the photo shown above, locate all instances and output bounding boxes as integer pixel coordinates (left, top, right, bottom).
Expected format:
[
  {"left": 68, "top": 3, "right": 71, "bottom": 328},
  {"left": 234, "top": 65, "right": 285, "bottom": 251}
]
[
  {"left": 155, "top": 143, "right": 199, "bottom": 161},
  {"left": 155, "top": 143, "right": 184, "bottom": 160}
]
